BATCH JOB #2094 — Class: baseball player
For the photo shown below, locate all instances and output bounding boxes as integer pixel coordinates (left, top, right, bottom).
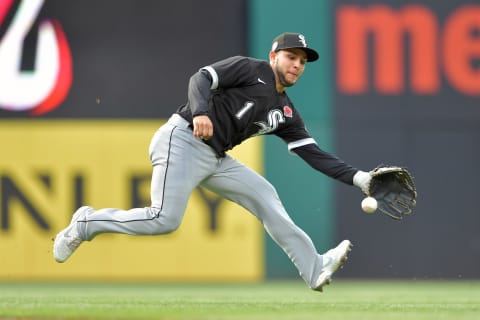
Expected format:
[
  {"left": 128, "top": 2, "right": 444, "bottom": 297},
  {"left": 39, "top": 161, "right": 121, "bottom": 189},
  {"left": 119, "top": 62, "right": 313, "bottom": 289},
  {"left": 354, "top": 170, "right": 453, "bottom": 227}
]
[{"left": 53, "top": 32, "right": 374, "bottom": 292}]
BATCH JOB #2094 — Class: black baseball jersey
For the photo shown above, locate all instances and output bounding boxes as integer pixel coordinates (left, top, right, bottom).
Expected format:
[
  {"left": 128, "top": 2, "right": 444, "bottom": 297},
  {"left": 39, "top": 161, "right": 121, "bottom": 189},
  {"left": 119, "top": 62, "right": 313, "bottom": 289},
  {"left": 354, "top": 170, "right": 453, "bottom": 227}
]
[{"left": 176, "top": 56, "right": 358, "bottom": 185}]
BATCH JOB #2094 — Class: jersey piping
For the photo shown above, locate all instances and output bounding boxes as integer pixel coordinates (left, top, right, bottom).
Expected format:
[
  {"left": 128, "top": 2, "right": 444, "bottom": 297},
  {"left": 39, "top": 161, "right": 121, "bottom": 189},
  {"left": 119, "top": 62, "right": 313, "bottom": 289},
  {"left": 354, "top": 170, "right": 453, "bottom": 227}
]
[
  {"left": 202, "top": 66, "right": 219, "bottom": 90},
  {"left": 288, "top": 137, "right": 317, "bottom": 152}
]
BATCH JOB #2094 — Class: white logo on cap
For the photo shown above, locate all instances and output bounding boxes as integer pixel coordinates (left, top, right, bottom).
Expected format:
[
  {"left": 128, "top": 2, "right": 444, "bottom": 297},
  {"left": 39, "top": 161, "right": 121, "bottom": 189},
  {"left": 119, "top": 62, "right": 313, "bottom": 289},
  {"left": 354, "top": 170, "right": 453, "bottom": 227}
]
[
  {"left": 272, "top": 41, "right": 279, "bottom": 51},
  {"left": 298, "top": 34, "right": 307, "bottom": 47}
]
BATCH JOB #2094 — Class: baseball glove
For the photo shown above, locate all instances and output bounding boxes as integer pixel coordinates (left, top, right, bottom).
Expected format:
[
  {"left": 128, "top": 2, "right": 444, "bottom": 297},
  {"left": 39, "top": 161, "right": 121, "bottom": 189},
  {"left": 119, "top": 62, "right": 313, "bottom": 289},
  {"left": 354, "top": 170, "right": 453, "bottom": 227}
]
[{"left": 367, "top": 165, "right": 417, "bottom": 220}]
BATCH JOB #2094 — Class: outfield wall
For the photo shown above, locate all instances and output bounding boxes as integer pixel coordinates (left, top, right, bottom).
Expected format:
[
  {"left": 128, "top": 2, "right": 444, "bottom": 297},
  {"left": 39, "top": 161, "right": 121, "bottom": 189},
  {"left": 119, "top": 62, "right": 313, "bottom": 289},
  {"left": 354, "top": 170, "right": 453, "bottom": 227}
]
[
  {"left": 332, "top": 0, "right": 480, "bottom": 278},
  {"left": 0, "top": 0, "right": 262, "bottom": 281},
  {"left": 0, "top": 0, "right": 479, "bottom": 280},
  {"left": 0, "top": 121, "right": 262, "bottom": 281}
]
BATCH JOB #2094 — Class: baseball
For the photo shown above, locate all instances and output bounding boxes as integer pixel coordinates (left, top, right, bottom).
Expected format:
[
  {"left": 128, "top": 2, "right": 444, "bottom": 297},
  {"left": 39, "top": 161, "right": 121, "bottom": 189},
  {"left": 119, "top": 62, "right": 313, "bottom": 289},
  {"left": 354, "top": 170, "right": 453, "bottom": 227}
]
[{"left": 361, "top": 197, "right": 377, "bottom": 213}]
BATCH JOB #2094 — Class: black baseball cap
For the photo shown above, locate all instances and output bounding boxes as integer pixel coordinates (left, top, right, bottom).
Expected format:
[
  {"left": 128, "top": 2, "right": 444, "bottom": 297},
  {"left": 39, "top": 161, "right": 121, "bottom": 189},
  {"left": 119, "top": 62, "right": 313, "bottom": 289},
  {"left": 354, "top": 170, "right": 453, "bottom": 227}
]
[{"left": 271, "top": 32, "right": 319, "bottom": 62}]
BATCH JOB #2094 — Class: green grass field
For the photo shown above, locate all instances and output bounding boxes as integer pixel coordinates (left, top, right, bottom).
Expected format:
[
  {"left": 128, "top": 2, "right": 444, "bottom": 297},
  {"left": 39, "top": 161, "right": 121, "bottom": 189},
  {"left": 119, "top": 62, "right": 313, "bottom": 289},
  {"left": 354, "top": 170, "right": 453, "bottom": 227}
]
[{"left": 0, "top": 280, "right": 479, "bottom": 320}]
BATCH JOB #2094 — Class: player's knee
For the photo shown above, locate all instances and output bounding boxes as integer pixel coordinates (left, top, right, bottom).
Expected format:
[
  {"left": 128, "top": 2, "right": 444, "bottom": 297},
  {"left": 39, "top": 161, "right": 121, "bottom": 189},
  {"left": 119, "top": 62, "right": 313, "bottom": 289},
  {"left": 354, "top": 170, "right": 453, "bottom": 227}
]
[
  {"left": 161, "top": 219, "right": 181, "bottom": 234},
  {"left": 149, "top": 207, "right": 182, "bottom": 234}
]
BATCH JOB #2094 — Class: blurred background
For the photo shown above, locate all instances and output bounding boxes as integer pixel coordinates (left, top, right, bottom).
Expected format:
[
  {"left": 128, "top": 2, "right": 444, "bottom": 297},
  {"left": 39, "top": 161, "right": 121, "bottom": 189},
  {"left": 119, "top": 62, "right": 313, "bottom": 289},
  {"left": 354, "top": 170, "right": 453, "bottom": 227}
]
[{"left": 0, "top": 0, "right": 479, "bottom": 282}]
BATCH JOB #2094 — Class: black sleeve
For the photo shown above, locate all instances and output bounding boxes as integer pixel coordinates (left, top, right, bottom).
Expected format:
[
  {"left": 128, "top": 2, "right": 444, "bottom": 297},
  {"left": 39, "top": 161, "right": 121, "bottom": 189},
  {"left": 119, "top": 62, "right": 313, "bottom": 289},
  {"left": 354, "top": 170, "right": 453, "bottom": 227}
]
[
  {"left": 203, "top": 56, "right": 255, "bottom": 88},
  {"left": 292, "top": 143, "right": 358, "bottom": 185},
  {"left": 188, "top": 69, "right": 212, "bottom": 117}
]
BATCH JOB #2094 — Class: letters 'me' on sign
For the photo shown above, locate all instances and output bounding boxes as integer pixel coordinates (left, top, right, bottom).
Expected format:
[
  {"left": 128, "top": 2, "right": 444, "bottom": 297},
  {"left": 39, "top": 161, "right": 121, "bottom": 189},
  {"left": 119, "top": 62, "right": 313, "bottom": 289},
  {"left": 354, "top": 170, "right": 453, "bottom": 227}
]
[{"left": 337, "top": 4, "right": 480, "bottom": 95}]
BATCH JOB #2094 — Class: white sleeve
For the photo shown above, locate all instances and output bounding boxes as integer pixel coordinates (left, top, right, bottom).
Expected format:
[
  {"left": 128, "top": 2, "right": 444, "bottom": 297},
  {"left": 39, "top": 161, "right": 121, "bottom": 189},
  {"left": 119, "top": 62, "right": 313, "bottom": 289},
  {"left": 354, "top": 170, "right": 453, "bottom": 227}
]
[{"left": 201, "top": 66, "right": 219, "bottom": 90}]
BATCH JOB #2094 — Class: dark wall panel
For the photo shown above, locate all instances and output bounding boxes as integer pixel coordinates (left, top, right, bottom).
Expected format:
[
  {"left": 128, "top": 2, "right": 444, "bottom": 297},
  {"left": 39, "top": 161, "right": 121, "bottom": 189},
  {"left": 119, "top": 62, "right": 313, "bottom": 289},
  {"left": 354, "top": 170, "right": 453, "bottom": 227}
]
[
  {"left": 0, "top": 0, "right": 246, "bottom": 118},
  {"left": 334, "top": 0, "right": 480, "bottom": 278}
]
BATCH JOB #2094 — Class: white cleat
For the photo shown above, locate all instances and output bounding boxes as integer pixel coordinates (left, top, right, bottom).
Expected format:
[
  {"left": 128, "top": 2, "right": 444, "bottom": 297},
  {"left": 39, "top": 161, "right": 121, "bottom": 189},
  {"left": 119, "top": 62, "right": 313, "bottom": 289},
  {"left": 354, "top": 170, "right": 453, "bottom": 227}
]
[
  {"left": 314, "top": 239, "right": 352, "bottom": 292},
  {"left": 53, "top": 206, "right": 90, "bottom": 263}
]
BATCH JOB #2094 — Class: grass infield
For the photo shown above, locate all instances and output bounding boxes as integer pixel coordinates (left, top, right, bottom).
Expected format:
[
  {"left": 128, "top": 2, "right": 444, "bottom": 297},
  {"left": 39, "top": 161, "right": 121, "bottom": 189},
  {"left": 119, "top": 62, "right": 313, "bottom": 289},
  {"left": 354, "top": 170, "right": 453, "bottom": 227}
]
[{"left": 0, "top": 280, "right": 479, "bottom": 319}]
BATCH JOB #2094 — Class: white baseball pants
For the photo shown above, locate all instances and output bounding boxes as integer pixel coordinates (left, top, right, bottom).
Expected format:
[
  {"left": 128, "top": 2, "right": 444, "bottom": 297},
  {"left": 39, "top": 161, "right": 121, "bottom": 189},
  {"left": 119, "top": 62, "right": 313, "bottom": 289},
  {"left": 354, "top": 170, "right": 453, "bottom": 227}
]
[{"left": 76, "top": 114, "right": 325, "bottom": 288}]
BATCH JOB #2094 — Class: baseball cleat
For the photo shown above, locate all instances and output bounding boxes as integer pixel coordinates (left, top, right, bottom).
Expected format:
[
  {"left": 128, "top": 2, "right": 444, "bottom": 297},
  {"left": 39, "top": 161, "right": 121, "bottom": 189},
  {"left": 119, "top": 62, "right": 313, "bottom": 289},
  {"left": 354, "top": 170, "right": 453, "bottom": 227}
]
[
  {"left": 313, "top": 239, "right": 352, "bottom": 292},
  {"left": 53, "top": 206, "right": 90, "bottom": 263}
]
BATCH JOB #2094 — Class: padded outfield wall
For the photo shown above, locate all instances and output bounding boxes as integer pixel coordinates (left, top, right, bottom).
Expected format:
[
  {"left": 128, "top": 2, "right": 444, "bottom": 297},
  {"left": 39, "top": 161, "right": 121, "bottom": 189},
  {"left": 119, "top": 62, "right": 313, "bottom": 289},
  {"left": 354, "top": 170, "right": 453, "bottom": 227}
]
[
  {"left": 0, "top": 0, "right": 262, "bottom": 281},
  {"left": 248, "top": 0, "right": 336, "bottom": 279},
  {"left": 251, "top": 0, "right": 480, "bottom": 279},
  {"left": 0, "top": 0, "right": 479, "bottom": 281}
]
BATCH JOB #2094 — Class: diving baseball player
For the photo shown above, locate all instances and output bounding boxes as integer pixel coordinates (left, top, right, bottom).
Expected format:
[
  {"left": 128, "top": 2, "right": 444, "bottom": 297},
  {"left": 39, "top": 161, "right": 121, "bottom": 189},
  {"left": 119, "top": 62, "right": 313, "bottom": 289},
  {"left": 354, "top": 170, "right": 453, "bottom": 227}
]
[{"left": 54, "top": 32, "right": 374, "bottom": 292}]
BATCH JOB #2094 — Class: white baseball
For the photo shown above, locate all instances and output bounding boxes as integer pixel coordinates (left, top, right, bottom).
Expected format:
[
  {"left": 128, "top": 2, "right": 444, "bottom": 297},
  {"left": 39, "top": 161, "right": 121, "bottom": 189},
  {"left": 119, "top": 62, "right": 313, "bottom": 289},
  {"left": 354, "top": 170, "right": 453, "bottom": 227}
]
[{"left": 361, "top": 197, "right": 377, "bottom": 213}]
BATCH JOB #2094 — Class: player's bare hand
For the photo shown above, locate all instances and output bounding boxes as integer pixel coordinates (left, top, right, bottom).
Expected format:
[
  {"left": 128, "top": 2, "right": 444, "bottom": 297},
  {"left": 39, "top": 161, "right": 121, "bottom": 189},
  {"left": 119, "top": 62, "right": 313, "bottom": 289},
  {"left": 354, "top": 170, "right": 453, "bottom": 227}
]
[{"left": 193, "top": 115, "right": 213, "bottom": 140}]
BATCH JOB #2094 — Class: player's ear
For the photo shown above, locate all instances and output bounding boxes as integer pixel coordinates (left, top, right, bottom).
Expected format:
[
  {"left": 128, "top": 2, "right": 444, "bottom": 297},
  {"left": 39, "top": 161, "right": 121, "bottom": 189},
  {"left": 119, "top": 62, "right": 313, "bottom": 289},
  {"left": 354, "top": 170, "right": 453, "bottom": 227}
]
[{"left": 269, "top": 51, "right": 277, "bottom": 64}]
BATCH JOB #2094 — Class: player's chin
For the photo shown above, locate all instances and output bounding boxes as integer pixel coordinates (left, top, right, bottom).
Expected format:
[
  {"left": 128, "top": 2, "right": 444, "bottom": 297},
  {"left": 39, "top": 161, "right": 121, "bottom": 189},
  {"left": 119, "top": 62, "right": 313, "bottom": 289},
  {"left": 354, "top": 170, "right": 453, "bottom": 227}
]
[
  {"left": 285, "top": 75, "right": 300, "bottom": 86},
  {"left": 283, "top": 80, "right": 297, "bottom": 87}
]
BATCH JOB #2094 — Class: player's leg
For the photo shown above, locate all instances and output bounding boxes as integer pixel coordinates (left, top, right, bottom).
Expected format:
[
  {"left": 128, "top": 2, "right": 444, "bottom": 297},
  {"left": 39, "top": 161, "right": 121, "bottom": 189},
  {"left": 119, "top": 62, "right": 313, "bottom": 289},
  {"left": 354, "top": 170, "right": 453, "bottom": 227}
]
[
  {"left": 75, "top": 165, "right": 193, "bottom": 240},
  {"left": 76, "top": 116, "right": 217, "bottom": 240},
  {"left": 200, "top": 155, "right": 327, "bottom": 289},
  {"left": 54, "top": 115, "right": 217, "bottom": 262}
]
